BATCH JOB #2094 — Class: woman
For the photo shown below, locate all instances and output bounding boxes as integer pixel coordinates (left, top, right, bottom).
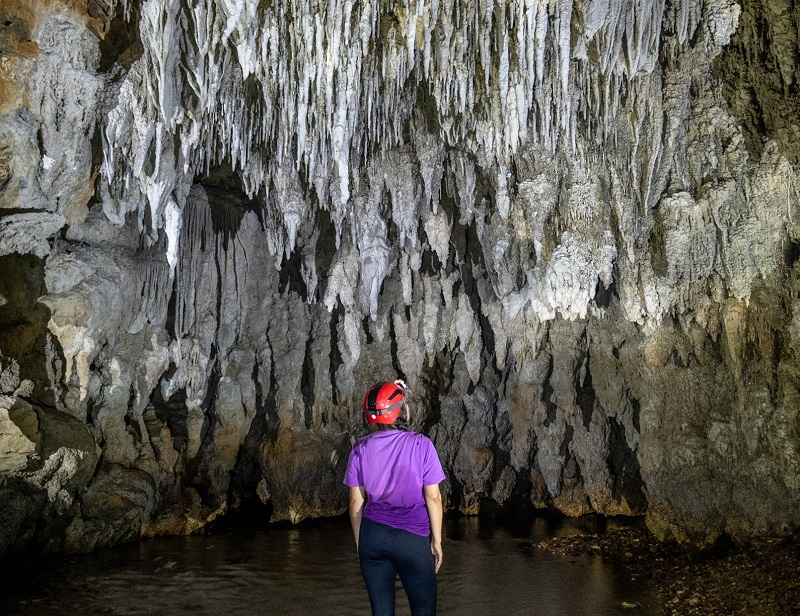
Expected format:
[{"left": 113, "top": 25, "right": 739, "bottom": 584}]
[{"left": 344, "top": 379, "right": 445, "bottom": 616}]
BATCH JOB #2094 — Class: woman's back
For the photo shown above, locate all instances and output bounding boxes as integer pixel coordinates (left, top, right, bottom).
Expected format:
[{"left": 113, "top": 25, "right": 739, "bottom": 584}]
[{"left": 346, "top": 430, "right": 443, "bottom": 537}]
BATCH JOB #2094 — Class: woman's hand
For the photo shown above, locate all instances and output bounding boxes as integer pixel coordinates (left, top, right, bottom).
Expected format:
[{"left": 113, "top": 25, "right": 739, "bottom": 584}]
[{"left": 430, "top": 538, "right": 443, "bottom": 574}]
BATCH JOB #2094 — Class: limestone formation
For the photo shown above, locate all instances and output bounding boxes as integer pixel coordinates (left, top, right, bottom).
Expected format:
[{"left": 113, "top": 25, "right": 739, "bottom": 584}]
[{"left": 1, "top": 0, "right": 799, "bottom": 553}]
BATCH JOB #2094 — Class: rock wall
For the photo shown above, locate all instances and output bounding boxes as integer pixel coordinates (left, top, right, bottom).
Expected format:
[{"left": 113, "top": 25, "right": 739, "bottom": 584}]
[{"left": 1, "top": 0, "right": 799, "bottom": 553}]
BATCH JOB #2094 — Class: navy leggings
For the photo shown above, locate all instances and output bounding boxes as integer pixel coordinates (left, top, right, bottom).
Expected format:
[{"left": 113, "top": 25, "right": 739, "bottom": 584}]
[{"left": 358, "top": 517, "right": 437, "bottom": 616}]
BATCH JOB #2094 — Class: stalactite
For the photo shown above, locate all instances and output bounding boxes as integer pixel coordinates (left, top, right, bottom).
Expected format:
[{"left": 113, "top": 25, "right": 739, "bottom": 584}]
[
  {"left": 175, "top": 186, "right": 214, "bottom": 339},
  {"left": 101, "top": 0, "right": 679, "bottom": 301}
]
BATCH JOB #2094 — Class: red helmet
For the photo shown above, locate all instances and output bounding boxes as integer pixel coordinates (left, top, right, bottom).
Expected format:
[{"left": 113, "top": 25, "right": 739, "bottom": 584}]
[{"left": 363, "top": 380, "right": 407, "bottom": 424}]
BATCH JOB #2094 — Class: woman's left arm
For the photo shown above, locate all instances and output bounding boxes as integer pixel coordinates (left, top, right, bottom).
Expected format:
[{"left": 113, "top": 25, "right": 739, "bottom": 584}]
[
  {"left": 349, "top": 486, "right": 366, "bottom": 551},
  {"left": 424, "top": 483, "right": 443, "bottom": 573}
]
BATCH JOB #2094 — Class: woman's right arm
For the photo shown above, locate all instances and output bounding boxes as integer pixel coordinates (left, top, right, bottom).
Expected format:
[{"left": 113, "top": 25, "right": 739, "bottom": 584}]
[
  {"left": 424, "top": 483, "right": 443, "bottom": 573},
  {"left": 349, "top": 486, "right": 366, "bottom": 551}
]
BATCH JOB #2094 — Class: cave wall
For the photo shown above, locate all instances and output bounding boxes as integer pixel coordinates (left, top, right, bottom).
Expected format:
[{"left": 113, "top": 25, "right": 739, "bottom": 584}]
[{"left": 1, "top": 0, "right": 799, "bottom": 553}]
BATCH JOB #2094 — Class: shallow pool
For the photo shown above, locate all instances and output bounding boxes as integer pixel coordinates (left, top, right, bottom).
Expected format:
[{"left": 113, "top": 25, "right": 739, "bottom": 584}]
[{"left": 0, "top": 513, "right": 663, "bottom": 615}]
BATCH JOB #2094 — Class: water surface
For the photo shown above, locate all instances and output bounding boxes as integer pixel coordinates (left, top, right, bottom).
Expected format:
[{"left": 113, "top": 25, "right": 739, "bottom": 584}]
[{"left": 1, "top": 514, "right": 663, "bottom": 615}]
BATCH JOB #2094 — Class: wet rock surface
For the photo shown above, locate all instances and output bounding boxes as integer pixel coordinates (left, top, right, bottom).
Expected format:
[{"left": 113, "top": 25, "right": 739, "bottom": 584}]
[{"left": 539, "top": 528, "right": 800, "bottom": 615}]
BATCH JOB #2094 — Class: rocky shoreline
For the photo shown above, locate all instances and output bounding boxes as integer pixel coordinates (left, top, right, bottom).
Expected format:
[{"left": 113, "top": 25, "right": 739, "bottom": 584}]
[{"left": 538, "top": 528, "right": 800, "bottom": 615}]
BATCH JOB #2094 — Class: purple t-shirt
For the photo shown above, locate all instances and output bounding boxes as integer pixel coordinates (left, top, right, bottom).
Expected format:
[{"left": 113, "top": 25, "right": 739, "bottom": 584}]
[{"left": 344, "top": 430, "right": 445, "bottom": 537}]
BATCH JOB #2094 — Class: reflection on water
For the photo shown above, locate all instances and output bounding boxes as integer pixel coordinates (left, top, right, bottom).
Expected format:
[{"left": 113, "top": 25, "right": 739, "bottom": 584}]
[{"left": 0, "top": 514, "right": 663, "bottom": 615}]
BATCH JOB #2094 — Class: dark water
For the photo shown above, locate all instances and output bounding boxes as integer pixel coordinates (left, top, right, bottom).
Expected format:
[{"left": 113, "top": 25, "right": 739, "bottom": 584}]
[{"left": 0, "top": 514, "right": 663, "bottom": 615}]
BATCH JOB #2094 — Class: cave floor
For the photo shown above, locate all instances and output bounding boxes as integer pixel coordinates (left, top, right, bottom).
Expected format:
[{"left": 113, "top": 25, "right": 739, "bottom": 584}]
[{"left": 538, "top": 528, "right": 800, "bottom": 615}]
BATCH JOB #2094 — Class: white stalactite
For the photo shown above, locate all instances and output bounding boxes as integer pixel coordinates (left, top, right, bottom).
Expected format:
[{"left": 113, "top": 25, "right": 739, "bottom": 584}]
[{"left": 98, "top": 0, "right": 752, "bottom": 341}]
